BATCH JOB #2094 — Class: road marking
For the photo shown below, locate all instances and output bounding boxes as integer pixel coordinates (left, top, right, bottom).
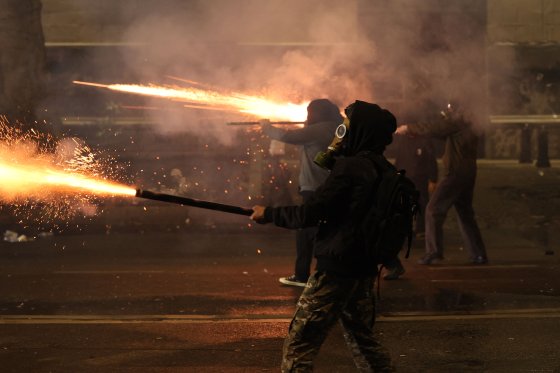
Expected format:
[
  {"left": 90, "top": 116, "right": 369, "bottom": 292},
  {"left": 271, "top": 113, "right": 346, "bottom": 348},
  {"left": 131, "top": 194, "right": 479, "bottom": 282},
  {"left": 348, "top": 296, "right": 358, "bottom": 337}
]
[
  {"left": 378, "top": 309, "right": 560, "bottom": 322},
  {"left": 53, "top": 270, "right": 167, "bottom": 274},
  {"left": 427, "top": 264, "right": 539, "bottom": 270},
  {"left": 50, "top": 264, "right": 543, "bottom": 275},
  {"left": 0, "top": 314, "right": 291, "bottom": 324},
  {"left": 1, "top": 309, "right": 560, "bottom": 324},
  {"left": 430, "top": 279, "right": 486, "bottom": 283}
]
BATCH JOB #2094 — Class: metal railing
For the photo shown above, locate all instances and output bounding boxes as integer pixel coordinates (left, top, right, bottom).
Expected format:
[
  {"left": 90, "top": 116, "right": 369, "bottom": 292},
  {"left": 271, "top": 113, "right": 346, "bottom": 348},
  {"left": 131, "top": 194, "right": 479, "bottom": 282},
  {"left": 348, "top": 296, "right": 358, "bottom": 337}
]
[{"left": 489, "top": 115, "right": 560, "bottom": 167}]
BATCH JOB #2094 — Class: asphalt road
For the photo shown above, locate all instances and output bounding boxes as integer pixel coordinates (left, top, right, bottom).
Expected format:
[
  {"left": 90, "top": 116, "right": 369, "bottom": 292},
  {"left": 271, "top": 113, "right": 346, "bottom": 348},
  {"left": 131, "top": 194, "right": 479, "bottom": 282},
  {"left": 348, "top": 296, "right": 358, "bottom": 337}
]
[{"left": 0, "top": 228, "right": 559, "bottom": 373}]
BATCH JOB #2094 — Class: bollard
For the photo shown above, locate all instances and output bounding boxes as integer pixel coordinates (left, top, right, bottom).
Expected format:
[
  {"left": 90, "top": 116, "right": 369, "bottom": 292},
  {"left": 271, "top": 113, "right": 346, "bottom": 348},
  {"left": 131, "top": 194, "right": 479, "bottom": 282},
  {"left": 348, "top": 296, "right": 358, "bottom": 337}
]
[
  {"left": 535, "top": 124, "right": 551, "bottom": 168},
  {"left": 519, "top": 123, "right": 532, "bottom": 163}
]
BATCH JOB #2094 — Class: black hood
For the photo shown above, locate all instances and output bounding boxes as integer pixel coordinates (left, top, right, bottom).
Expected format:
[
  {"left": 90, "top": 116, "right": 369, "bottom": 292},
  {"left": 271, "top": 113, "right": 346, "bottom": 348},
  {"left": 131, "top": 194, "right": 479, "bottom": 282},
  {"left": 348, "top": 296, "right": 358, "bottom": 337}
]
[
  {"left": 306, "top": 99, "right": 343, "bottom": 125},
  {"left": 343, "top": 100, "right": 396, "bottom": 156}
]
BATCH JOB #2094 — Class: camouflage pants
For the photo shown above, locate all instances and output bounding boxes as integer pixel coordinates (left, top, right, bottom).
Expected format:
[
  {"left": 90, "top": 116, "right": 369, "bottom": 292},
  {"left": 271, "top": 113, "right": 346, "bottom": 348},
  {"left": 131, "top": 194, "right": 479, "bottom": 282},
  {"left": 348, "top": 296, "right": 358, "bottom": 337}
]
[{"left": 281, "top": 271, "right": 395, "bottom": 372}]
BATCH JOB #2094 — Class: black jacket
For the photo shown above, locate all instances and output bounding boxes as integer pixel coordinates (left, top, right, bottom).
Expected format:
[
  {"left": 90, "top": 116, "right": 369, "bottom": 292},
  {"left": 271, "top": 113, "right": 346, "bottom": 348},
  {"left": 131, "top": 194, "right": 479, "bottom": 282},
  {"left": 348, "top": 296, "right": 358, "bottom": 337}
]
[
  {"left": 264, "top": 152, "right": 383, "bottom": 276},
  {"left": 262, "top": 101, "right": 396, "bottom": 277},
  {"left": 392, "top": 135, "right": 438, "bottom": 182},
  {"left": 407, "top": 116, "right": 478, "bottom": 176}
]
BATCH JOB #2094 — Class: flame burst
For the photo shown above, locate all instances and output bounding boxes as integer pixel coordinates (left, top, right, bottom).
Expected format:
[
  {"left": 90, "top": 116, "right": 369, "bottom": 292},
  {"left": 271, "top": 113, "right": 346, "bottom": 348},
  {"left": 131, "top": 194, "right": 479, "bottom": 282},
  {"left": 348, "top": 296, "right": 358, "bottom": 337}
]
[
  {"left": 73, "top": 80, "right": 308, "bottom": 121},
  {"left": 0, "top": 117, "right": 135, "bottom": 229},
  {"left": 0, "top": 162, "right": 135, "bottom": 198}
]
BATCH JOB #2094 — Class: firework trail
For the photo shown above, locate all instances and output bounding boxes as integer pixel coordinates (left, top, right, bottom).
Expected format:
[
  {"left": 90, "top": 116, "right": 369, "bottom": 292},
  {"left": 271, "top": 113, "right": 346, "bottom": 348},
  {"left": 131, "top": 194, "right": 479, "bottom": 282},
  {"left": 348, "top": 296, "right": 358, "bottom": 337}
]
[
  {"left": 73, "top": 80, "right": 309, "bottom": 121},
  {"left": 0, "top": 117, "right": 135, "bottom": 228}
]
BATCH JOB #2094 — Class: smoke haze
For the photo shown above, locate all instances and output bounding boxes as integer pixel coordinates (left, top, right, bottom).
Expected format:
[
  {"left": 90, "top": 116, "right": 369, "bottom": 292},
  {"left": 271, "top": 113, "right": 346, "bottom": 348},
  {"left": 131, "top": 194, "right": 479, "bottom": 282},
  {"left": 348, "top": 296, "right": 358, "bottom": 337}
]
[
  {"left": 99, "top": 0, "right": 374, "bottom": 142},
  {"left": 95, "top": 0, "right": 489, "bottom": 137},
  {"left": 39, "top": 0, "right": 509, "bottom": 228}
]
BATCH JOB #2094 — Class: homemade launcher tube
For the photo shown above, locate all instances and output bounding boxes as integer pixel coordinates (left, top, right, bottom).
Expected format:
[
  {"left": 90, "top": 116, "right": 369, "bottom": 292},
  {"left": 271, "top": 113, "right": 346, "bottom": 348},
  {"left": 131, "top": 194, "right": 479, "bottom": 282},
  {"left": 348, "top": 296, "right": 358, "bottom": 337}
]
[{"left": 135, "top": 189, "right": 253, "bottom": 216}]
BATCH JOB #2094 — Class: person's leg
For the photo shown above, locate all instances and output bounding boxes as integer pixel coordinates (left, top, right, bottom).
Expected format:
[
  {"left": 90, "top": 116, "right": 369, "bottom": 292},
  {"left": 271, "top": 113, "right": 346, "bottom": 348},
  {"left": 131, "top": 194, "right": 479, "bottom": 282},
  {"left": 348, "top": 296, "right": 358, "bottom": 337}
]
[
  {"left": 411, "top": 175, "right": 430, "bottom": 235},
  {"left": 339, "top": 277, "right": 395, "bottom": 372},
  {"left": 293, "top": 191, "right": 315, "bottom": 281},
  {"left": 453, "top": 174, "right": 488, "bottom": 262},
  {"left": 280, "top": 191, "right": 315, "bottom": 286},
  {"left": 294, "top": 226, "right": 315, "bottom": 281},
  {"left": 422, "top": 175, "right": 460, "bottom": 263},
  {"left": 282, "top": 271, "right": 356, "bottom": 372}
]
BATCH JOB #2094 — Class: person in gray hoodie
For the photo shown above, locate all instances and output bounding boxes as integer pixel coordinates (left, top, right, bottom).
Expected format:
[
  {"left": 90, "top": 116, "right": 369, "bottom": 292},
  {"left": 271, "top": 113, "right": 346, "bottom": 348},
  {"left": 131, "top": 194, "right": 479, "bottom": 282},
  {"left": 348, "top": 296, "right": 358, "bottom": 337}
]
[{"left": 261, "top": 99, "right": 342, "bottom": 286}]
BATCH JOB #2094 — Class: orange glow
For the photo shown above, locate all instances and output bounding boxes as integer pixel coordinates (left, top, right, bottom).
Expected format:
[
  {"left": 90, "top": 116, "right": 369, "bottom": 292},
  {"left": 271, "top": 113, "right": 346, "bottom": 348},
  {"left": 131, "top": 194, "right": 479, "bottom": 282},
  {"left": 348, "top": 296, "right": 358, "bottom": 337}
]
[
  {"left": 0, "top": 117, "right": 135, "bottom": 227},
  {"left": 0, "top": 161, "right": 136, "bottom": 199},
  {"left": 73, "top": 80, "right": 309, "bottom": 122}
]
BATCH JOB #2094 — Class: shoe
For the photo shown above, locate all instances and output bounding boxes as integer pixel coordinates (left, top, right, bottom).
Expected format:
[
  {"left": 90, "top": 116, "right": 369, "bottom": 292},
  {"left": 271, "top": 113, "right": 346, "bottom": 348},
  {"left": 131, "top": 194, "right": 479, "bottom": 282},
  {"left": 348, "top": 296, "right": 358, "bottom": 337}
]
[
  {"left": 417, "top": 253, "right": 443, "bottom": 265},
  {"left": 471, "top": 256, "right": 488, "bottom": 265},
  {"left": 383, "top": 262, "right": 405, "bottom": 280},
  {"left": 279, "top": 275, "right": 307, "bottom": 287}
]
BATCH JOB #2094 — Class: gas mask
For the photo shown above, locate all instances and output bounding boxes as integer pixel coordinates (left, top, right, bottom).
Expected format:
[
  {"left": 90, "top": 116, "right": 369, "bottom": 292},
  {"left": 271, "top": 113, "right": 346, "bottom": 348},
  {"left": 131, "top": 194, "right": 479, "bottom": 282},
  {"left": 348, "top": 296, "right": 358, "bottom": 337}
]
[
  {"left": 440, "top": 102, "right": 460, "bottom": 121},
  {"left": 313, "top": 117, "right": 350, "bottom": 170}
]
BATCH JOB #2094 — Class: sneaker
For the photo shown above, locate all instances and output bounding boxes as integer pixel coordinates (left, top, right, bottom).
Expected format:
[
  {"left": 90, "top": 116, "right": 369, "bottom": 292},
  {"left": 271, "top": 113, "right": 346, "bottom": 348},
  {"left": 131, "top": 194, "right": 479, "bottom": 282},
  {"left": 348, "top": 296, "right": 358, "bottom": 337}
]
[
  {"left": 383, "top": 262, "right": 405, "bottom": 280},
  {"left": 279, "top": 275, "right": 307, "bottom": 287},
  {"left": 471, "top": 256, "right": 488, "bottom": 265},
  {"left": 417, "top": 253, "right": 443, "bottom": 265}
]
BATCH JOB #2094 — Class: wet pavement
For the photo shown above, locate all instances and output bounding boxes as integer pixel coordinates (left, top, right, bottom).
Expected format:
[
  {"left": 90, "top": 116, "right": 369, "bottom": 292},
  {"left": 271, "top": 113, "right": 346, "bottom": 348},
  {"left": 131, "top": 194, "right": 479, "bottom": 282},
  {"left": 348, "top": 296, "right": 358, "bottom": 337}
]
[{"left": 0, "top": 161, "right": 560, "bottom": 372}]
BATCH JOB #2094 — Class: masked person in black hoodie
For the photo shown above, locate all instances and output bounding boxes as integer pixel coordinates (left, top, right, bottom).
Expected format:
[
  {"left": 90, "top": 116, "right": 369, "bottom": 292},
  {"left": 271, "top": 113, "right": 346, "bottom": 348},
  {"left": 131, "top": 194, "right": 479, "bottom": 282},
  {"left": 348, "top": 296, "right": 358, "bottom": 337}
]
[{"left": 251, "top": 100, "right": 397, "bottom": 372}]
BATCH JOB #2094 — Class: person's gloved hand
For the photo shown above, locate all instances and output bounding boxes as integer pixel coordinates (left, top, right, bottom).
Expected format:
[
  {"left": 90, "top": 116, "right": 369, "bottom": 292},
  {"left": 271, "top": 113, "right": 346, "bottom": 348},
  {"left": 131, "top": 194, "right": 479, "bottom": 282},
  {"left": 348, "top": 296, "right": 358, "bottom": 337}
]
[
  {"left": 395, "top": 124, "right": 408, "bottom": 135},
  {"left": 250, "top": 205, "right": 268, "bottom": 224}
]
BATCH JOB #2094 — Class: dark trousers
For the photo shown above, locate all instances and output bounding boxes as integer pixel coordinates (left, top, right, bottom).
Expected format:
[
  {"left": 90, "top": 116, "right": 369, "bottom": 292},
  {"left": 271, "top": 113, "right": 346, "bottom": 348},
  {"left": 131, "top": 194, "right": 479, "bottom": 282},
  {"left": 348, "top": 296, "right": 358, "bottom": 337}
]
[
  {"left": 410, "top": 174, "right": 430, "bottom": 233},
  {"left": 282, "top": 271, "right": 394, "bottom": 372},
  {"left": 294, "top": 190, "right": 316, "bottom": 281},
  {"left": 425, "top": 171, "right": 487, "bottom": 260}
]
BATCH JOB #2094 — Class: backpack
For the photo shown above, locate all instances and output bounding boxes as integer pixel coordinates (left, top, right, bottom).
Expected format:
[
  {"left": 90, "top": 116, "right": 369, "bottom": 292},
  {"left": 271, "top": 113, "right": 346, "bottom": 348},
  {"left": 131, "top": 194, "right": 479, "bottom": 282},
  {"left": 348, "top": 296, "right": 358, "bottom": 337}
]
[{"left": 361, "top": 153, "right": 419, "bottom": 265}]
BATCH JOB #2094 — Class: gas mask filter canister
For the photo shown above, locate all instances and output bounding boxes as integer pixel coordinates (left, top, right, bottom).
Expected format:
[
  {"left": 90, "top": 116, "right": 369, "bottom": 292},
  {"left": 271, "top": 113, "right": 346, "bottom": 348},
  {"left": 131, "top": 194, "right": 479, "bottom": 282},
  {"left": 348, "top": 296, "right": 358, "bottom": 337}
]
[{"left": 313, "top": 117, "right": 349, "bottom": 170}]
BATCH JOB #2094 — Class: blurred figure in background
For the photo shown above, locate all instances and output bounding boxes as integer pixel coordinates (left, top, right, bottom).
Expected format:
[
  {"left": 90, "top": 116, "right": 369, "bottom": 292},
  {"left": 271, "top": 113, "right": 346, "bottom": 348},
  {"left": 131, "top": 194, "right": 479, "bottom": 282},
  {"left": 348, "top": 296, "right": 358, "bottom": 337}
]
[
  {"left": 383, "top": 125, "right": 438, "bottom": 279},
  {"left": 260, "top": 99, "right": 342, "bottom": 286},
  {"left": 396, "top": 100, "right": 487, "bottom": 265},
  {"left": 393, "top": 131, "right": 438, "bottom": 238}
]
